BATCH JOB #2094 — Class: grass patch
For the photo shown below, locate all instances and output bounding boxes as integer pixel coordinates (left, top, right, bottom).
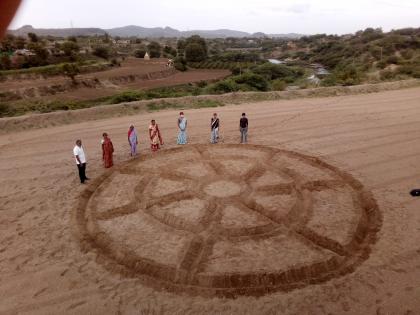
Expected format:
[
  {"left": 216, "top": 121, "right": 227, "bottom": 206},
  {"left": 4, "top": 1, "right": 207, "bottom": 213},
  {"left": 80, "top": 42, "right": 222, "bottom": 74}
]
[
  {"left": 0, "top": 84, "right": 225, "bottom": 117},
  {"left": 147, "top": 99, "right": 224, "bottom": 111}
]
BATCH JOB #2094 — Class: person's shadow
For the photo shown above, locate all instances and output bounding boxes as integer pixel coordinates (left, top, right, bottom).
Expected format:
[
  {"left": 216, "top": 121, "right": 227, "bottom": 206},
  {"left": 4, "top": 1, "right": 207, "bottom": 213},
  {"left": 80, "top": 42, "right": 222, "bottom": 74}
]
[{"left": 410, "top": 189, "right": 420, "bottom": 197}]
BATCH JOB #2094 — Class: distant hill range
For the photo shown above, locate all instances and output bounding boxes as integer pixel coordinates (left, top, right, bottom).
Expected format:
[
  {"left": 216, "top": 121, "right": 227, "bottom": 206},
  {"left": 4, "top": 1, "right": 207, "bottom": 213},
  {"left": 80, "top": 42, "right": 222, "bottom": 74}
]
[{"left": 9, "top": 25, "right": 303, "bottom": 39}]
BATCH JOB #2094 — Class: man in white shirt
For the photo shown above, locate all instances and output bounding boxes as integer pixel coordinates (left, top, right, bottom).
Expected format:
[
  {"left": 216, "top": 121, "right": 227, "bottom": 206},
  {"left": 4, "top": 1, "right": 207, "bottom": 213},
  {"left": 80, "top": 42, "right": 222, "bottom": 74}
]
[{"left": 73, "top": 139, "right": 89, "bottom": 184}]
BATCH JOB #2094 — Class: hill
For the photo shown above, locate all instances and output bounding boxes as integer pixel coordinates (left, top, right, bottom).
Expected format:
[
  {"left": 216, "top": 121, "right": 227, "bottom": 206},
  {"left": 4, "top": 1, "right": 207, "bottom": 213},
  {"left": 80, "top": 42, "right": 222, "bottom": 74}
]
[
  {"left": 9, "top": 24, "right": 303, "bottom": 39},
  {"left": 11, "top": 25, "right": 105, "bottom": 37}
]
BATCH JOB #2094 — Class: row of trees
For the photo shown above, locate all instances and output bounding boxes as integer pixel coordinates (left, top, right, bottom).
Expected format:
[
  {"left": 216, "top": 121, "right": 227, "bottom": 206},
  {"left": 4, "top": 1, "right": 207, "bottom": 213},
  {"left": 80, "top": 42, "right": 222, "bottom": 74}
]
[
  {"left": 133, "top": 35, "right": 208, "bottom": 63},
  {"left": 0, "top": 32, "right": 119, "bottom": 70}
]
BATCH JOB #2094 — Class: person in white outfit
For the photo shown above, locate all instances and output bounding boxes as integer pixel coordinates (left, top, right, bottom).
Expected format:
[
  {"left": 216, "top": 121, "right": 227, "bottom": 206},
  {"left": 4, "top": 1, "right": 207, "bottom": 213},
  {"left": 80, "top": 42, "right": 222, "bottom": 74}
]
[{"left": 73, "top": 139, "right": 89, "bottom": 184}]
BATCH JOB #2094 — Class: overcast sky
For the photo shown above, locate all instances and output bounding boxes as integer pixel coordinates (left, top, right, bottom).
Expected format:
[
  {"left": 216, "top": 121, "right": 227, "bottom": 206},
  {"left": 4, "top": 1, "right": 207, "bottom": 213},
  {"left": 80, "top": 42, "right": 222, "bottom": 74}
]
[{"left": 9, "top": 0, "right": 420, "bottom": 35}]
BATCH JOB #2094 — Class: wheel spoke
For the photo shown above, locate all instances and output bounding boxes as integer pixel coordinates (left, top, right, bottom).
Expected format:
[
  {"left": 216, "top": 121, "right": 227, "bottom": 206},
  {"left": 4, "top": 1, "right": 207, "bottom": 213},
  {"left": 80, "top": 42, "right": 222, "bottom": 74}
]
[
  {"left": 95, "top": 202, "right": 139, "bottom": 221},
  {"left": 238, "top": 199, "right": 284, "bottom": 226},
  {"left": 293, "top": 226, "right": 349, "bottom": 256}
]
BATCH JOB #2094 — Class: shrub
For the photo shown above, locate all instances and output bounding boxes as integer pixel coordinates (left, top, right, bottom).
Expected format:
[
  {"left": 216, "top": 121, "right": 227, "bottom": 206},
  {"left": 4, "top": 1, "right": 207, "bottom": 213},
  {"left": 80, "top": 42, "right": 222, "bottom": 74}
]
[
  {"left": 401, "top": 49, "right": 414, "bottom": 60},
  {"left": 386, "top": 55, "right": 399, "bottom": 64},
  {"left": 208, "top": 80, "right": 239, "bottom": 94},
  {"left": 196, "top": 80, "right": 208, "bottom": 88},
  {"left": 0, "top": 102, "right": 10, "bottom": 117},
  {"left": 379, "top": 69, "right": 396, "bottom": 80},
  {"left": 110, "top": 58, "right": 120, "bottom": 66},
  {"left": 174, "top": 56, "right": 187, "bottom": 71},
  {"left": 231, "top": 66, "right": 242, "bottom": 75},
  {"left": 109, "top": 91, "right": 143, "bottom": 103},
  {"left": 321, "top": 75, "right": 338, "bottom": 87},
  {"left": 93, "top": 46, "right": 110, "bottom": 59},
  {"left": 397, "top": 64, "right": 420, "bottom": 78},
  {"left": 271, "top": 79, "right": 287, "bottom": 91},
  {"left": 252, "top": 63, "right": 302, "bottom": 82},
  {"left": 61, "top": 41, "right": 79, "bottom": 57},
  {"left": 332, "top": 64, "right": 363, "bottom": 86},
  {"left": 232, "top": 73, "right": 269, "bottom": 91},
  {"left": 376, "top": 60, "right": 387, "bottom": 69}
]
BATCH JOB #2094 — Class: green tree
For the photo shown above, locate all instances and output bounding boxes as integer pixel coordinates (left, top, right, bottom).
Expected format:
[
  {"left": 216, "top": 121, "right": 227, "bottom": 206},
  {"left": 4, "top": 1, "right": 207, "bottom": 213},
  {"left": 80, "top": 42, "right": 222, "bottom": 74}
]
[
  {"left": 163, "top": 45, "right": 177, "bottom": 57},
  {"left": 185, "top": 43, "right": 207, "bottom": 62},
  {"left": 27, "top": 42, "right": 49, "bottom": 66},
  {"left": 93, "top": 46, "right": 110, "bottom": 59},
  {"left": 61, "top": 41, "right": 79, "bottom": 57},
  {"left": 147, "top": 42, "right": 162, "bottom": 58},
  {"left": 0, "top": 34, "right": 15, "bottom": 52},
  {"left": 174, "top": 56, "right": 187, "bottom": 71},
  {"left": 134, "top": 49, "right": 146, "bottom": 58},
  {"left": 103, "top": 33, "right": 110, "bottom": 43},
  {"left": 0, "top": 54, "right": 12, "bottom": 70},
  {"left": 67, "top": 36, "right": 77, "bottom": 42},
  {"left": 184, "top": 35, "right": 207, "bottom": 62},
  {"left": 27, "top": 32, "right": 39, "bottom": 43},
  {"left": 62, "top": 63, "right": 80, "bottom": 84},
  {"left": 15, "top": 36, "right": 26, "bottom": 49},
  {"left": 176, "top": 39, "right": 186, "bottom": 55}
]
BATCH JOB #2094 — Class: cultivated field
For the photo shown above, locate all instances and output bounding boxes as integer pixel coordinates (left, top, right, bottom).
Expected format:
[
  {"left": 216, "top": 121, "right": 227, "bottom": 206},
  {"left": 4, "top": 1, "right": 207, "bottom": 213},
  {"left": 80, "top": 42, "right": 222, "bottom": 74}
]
[
  {"left": 0, "top": 57, "right": 230, "bottom": 102},
  {"left": 0, "top": 87, "right": 420, "bottom": 314}
]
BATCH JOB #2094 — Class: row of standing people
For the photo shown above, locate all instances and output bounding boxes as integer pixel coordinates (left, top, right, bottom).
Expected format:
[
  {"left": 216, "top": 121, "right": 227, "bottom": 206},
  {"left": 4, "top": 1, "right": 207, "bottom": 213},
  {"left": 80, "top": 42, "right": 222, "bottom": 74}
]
[{"left": 73, "top": 112, "right": 249, "bottom": 184}]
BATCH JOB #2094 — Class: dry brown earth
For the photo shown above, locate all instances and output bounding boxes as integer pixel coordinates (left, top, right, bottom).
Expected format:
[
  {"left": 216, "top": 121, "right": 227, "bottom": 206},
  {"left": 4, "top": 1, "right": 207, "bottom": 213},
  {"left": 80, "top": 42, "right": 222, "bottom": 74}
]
[
  {"left": 0, "top": 58, "right": 230, "bottom": 101},
  {"left": 0, "top": 86, "right": 420, "bottom": 314}
]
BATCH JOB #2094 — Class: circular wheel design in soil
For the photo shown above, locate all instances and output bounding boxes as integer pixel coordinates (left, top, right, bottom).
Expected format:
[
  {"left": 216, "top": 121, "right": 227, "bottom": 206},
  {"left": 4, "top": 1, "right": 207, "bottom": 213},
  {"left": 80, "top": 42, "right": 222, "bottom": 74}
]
[{"left": 75, "top": 144, "right": 382, "bottom": 298}]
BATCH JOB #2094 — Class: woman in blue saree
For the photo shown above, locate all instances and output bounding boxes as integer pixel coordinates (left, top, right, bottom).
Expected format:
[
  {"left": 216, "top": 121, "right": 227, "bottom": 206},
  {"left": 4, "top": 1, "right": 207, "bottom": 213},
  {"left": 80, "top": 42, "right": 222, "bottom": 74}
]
[{"left": 177, "top": 112, "right": 188, "bottom": 145}]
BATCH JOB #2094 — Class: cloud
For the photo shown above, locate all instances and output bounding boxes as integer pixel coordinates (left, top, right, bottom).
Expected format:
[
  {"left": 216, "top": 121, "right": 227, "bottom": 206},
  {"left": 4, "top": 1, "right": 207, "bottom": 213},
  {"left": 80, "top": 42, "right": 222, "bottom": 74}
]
[
  {"left": 268, "top": 2, "right": 311, "bottom": 15},
  {"left": 286, "top": 3, "right": 311, "bottom": 14}
]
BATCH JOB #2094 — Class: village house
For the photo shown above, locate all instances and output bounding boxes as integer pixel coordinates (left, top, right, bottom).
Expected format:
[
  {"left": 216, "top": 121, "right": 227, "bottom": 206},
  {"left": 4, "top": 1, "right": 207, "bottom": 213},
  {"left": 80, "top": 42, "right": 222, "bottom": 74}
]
[{"left": 13, "top": 49, "right": 36, "bottom": 57}]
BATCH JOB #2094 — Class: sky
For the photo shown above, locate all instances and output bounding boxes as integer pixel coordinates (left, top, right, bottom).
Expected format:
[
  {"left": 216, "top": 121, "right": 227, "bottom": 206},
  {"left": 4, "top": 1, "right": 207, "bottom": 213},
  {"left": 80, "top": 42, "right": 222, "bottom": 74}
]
[{"left": 9, "top": 0, "right": 420, "bottom": 35}]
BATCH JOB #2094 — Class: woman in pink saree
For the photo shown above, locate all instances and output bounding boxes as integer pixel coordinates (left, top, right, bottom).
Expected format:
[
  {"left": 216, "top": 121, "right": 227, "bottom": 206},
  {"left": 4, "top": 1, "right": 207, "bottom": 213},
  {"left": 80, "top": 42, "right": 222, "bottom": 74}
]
[{"left": 149, "top": 119, "right": 163, "bottom": 152}]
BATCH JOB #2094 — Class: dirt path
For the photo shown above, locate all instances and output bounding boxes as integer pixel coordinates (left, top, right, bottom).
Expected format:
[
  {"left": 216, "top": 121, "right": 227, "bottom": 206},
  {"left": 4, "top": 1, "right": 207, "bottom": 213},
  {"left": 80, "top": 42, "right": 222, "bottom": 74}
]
[{"left": 0, "top": 87, "right": 419, "bottom": 314}]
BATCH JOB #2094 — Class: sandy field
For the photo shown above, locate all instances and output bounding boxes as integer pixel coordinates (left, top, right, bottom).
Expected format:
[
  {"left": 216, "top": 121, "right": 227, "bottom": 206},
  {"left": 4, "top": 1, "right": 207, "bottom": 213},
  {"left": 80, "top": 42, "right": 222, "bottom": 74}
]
[{"left": 0, "top": 87, "right": 420, "bottom": 314}]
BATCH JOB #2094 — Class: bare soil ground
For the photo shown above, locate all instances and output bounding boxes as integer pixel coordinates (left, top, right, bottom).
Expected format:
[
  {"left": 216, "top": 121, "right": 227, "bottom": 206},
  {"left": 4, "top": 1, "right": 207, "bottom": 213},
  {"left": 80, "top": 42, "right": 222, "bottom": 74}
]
[
  {"left": 0, "top": 58, "right": 230, "bottom": 101},
  {"left": 0, "top": 87, "right": 420, "bottom": 314},
  {"left": 46, "top": 69, "right": 231, "bottom": 102},
  {"left": 0, "top": 58, "right": 168, "bottom": 89}
]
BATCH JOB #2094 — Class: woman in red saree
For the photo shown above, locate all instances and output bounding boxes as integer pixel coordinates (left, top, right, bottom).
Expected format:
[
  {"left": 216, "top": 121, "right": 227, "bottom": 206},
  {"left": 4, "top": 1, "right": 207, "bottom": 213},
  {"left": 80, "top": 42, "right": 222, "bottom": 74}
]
[
  {"left": 101, "top": 132, "right": 114, "bottom": 168},
  {"left": 149, "top": 120, "right": 163, "bottom": 152}
]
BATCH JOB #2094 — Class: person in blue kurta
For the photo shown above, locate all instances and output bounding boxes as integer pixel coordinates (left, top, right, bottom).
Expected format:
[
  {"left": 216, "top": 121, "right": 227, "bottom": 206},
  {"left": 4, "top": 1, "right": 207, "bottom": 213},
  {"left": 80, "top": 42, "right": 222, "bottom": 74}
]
[{"left": 177, "top": 112, "right": 188, "bottom": 145}]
